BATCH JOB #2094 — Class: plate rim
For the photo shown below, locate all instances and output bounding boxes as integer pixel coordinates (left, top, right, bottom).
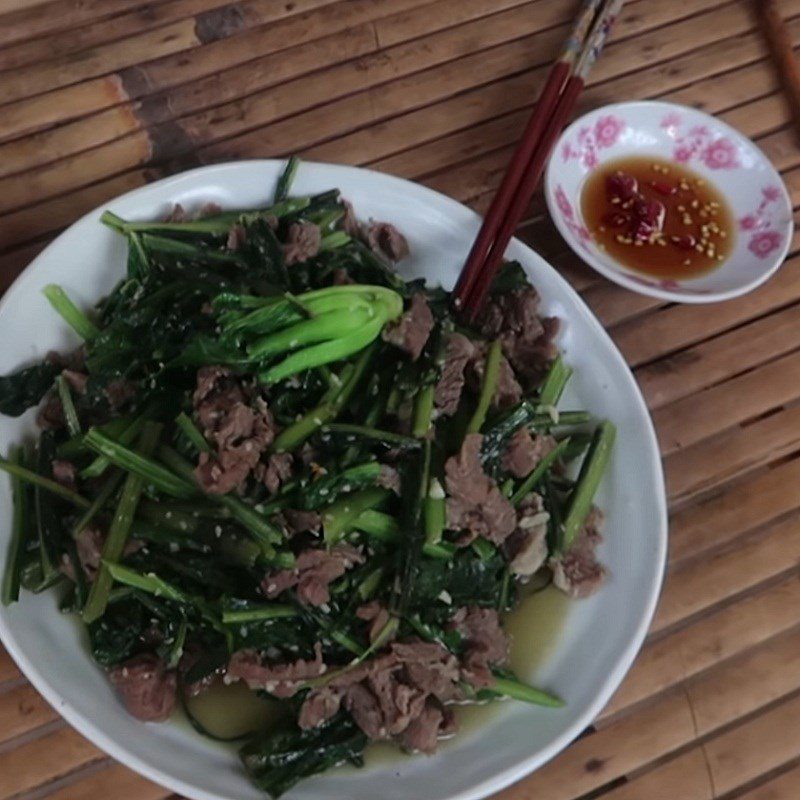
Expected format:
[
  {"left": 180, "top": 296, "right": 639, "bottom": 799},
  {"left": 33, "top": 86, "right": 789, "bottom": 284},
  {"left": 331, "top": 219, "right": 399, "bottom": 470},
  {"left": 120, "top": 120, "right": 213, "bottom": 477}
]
[{"left": 0, "top": 158, "right": 668, "bottom": 800}]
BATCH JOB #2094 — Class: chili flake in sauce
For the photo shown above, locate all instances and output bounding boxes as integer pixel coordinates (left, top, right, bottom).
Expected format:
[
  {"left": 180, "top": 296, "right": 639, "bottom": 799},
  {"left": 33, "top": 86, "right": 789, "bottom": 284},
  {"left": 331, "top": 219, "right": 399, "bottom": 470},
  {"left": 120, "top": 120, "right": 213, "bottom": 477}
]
[{"left": 581, "top": 156, "right": 735, "bottom": 280}]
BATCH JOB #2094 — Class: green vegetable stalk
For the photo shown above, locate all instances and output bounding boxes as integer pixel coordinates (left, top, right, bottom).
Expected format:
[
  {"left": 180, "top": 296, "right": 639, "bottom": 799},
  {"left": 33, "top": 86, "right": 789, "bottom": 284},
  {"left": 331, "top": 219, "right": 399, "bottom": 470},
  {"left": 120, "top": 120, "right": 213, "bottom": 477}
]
[
  {"left": 466, "top": 339, "right": 502, "bottom": 434},
  {"left": 56, "top": 375, "right": 81, "bottom": 437},
  {"left": 272, "top": 342, "right": 376, "bottom": 452},
  {"left": 42, "top": 284, "right": 99, "bottom": 341},
  {"left": 2, "top": 447, "right": 29, "bottom": 605},
  {"left": 83, "top": 421, "right": 163, "bottom": 623},
  {"left": 510, "top": 437, "right": 571, "bottom": 506},
  {"left": 561, "top": 421, "right": 616, "bottom": 551}
]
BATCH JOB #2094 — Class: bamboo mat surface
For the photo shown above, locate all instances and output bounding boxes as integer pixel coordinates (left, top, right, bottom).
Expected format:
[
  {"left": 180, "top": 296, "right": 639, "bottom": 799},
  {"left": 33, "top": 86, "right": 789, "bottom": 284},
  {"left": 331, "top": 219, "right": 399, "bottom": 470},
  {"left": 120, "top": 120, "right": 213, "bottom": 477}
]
[{"left": 1, "top": 0, "right": 800, "bottom": 798}]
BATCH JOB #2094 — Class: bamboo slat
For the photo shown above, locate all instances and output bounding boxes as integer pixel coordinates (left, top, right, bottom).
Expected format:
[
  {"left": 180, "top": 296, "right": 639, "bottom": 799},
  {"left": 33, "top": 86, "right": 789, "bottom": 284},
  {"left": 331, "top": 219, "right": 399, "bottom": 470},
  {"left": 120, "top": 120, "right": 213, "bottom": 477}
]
[
  {"left": 603, "top": 693, "right": 800, "bottom": 800},
  {"left": 0, "top": 683, "right": 59, "bottom": 745},
  {"left": 41, "top": 764, "right": 170, "bottom": 800},
  {"left": 0, "top": 0, "right": 163, "bottom": 47},
  {"left": 664, "top": 403, "right": 800, "bottom": 503},
  {"left": 636, "top": 299, "right": 800, "bottom": 409},
  {"left": 495, "top": 629, "right": 800, "bottom": 800},
  {"left": 738, "top": 764, "right": 800, "bottom": 799},
  {"left": 669, "top": 455, "right": 800, "bottom": 564},
  {"left": 655, "top": 348, "right": 800, "bottom": 456},
  {"left": 600, "top": 574, "right": 800, "bottom": 719},
  {"left": 0, "top": 727, "right": 104, "bottom": 798},
  {"left": 204, "top": 0, "right": 782, "bottom": 163},
  {"left": 653, "top": 515, "right": 800, "bottom": 634},
  {"left": 613, "top": 253, "right": 800, "bottom": 366},
  {"left": 598, "top": 749, "right": 713, "bottom": 800},
  {"left": 0, "top": 0, "right": 233, "bottom": 72}
]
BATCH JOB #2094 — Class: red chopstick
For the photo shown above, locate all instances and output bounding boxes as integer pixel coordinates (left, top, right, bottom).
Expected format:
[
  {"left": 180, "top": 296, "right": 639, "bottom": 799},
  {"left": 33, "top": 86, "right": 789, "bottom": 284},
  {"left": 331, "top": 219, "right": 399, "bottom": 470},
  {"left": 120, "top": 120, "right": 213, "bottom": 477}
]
[
  {"left": 454, "top": 0, "right": 623, "bottom": 322},
  {"left": 451, "top": 61, "right": 571, "bottom": 306}
]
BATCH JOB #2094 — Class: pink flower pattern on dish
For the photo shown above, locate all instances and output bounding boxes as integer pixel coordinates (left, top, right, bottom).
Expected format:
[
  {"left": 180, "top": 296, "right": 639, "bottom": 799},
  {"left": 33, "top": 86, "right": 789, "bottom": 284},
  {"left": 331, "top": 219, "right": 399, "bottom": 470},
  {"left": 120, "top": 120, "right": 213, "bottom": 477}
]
[
  {"left": 660, "top": 112, "right": 682, "bottom": 131},
  {"left": 739, "top": 214, "right": 758, "bottom": 231},
  {"left": 561, "top": 115, "right": 625, "bottom": 168},
  {"left": 554, "top": 184, "right": 591, "bottom": 251},
  {"left": 748, "top": 230, "right": 783, "bottom": 259},
  {"left": 594, "top": 115, "right": 625, "bottom": 148},
  {"left": 555, "top": 185, "right": 573, "bottom": 219},
  {"left": 738, "top": 185, "right": 785, "bottom": 258},
  {"left": 701, "top": 138, "right": 740, "bottom": 170},
  {"left": 628, "top": 274, "right": 710, "bottom": 294},
  {"left": 662, "top": 115, "right": 740, "bottom": 170}
]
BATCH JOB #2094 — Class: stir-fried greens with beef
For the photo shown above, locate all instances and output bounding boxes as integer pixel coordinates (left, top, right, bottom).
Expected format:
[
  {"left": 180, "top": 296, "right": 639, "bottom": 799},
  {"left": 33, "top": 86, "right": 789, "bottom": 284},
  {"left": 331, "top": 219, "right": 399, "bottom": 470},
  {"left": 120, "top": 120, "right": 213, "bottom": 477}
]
[{"left": 0, "top": 158, "right": 615, "bottom": 798}]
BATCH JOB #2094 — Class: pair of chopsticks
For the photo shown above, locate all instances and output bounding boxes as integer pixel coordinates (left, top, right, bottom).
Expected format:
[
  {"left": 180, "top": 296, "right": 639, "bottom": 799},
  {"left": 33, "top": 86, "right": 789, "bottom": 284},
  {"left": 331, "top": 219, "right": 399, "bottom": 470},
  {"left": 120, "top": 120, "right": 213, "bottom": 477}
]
[{"left": 453, "top": 0, "right": 624, "bottom": 321}]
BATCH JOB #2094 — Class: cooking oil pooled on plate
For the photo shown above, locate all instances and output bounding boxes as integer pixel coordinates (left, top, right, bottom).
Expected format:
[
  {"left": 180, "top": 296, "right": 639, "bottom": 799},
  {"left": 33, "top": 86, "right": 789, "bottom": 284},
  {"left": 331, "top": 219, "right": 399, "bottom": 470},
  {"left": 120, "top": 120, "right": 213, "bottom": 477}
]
[{"left": 178, "top": 679, "right": 286, "bottom": 745}]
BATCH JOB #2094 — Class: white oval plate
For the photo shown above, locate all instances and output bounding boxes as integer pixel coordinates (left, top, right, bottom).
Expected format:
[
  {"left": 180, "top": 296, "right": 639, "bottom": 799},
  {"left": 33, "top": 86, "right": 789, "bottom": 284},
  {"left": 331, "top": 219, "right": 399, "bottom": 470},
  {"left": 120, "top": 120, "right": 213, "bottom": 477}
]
[
  {"left": 545, "top": 100, "right": 793, "bottom": 303},
  {"left": 0, "top": 160, "right": 667, "bottom": 800}
]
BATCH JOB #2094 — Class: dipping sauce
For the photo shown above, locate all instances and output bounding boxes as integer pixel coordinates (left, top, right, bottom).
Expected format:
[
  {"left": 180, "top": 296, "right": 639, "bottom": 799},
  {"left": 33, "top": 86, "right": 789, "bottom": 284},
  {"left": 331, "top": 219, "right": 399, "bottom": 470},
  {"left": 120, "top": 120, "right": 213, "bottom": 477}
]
[{"left": 581, "top": 156, "right": 735, "bottom": 279}]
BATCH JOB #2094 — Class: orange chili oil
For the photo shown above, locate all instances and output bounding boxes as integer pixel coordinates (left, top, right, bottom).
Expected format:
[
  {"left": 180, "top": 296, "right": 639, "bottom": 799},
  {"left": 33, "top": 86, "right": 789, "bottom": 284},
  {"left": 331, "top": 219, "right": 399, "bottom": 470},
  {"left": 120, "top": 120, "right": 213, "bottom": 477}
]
[{"left": 580, "top": 156, "right": 735, "bottom": 280}]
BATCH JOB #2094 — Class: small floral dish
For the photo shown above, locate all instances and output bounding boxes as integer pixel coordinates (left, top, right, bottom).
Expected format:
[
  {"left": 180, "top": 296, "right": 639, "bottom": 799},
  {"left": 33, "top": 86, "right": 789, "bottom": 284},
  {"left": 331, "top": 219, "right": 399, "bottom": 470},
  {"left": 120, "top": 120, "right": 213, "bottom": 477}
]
[{"left": 545, "top": 101, "right": 793, "bottom": 303}]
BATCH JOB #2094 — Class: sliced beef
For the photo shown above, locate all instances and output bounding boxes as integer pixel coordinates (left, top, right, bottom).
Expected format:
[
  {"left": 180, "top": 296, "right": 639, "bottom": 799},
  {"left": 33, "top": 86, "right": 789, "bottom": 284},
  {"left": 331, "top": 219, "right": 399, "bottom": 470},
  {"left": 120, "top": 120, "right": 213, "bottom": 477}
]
[
  {"left": 227, "top": 642, "right": 326, "bottom": 697},
  {"left": 550, "top": 507, "right": 606, "bottom": 598},
  {"left": 400, "top": 701, "right": 454, "bottom": 754},
  {"left": 198, "top": 201, "right": 222, "bottom": 218},
  {"left": 505, "top": 492, "right": 549, "bottom": 577},
  {"left": 501, "top": 429, "right": 556, "bottom": 479},
  {"left": 45, "top": 346, "right": 87, "bottom": 374},
  {"left": 331, "top": 267, "right": 355, "bottom": 285},
  {"left": 299, "top": 638, "right": 461, "bottom": 753},
  {"left": 466, "top": 344, "right": 522, "bottom": 410},
  {"left": 341, "top": 199, "right": 361, "bottom": 237},
  {"left": 52, "top": 459, "right": 78, "bottom": 491},
  {"left": 261, "top": 544, "right": 365, "bottom": 606},
  {"left": 344, "top": 682, "right": 389, "bottom": 739},
  {"left": 503, "top": 317, "right": 560, "bottom": 389},
  {"left": 381, "top": 293, "right": 434, "bottom": 361},
  {"left": 37, "top": 392, "right": 65, "bottom": 430},
  {"left": 449, "top": 606, "right": 509, "bottom": 688},
  {"left": 226, "top": 223, "right": 247, "bottom": 251},
  {"left": 163, "top": 203, "right": 187, "bottom": 223},
  {"left": 192, "top": 366, "right": 276, "bottom": 495},
  {"left": 434, "top": 333, "right": 476, "bottom": 417},
  {"left": 255, "top": 452, "right": 293, "bottom": 495},
  {"left": 194, "top": 364, "right": 232, "bottom": 407},
  {"left": 366, "top": 221, "right": 409, "bottom": 262},
  {"left": 495, "top": 354, "right": 524, "bottom": 409},
  {"left": 478, "top": 285, "right": 542, "bottom": 338},
  {"left": 444, "top": 433, "right": 516, "bottom": 545},
  {"left": 105, "top": 378, "right": 137, "bottom": 410},
  {"left": 75, "top": 526, "right": 105, "bottom": 578},
  {"left": 108, "top": 654, "right": 177, "bottom": 722},
  {"left": 298, "top": 686, "right": 342, "bottom": 729},
  {"left": 476, "top": 287, "right": 560, "bottom": 390},
  {"left": 356, "top": 601, "right": 393, "bottom": 645},
  {"left": 62, "top": 525, "right": 141, "bottom": 582},
  {"left": 283, "top": 222, "right": 322, "bottom": 265},
  {"left": 282, "top": 508, "right": 322, "bottom": 535},
  {"left": 62, "top": 369, "right": 88, "bottom": 395}
]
